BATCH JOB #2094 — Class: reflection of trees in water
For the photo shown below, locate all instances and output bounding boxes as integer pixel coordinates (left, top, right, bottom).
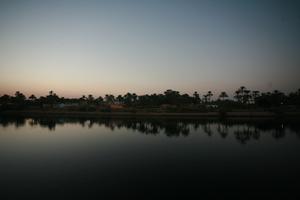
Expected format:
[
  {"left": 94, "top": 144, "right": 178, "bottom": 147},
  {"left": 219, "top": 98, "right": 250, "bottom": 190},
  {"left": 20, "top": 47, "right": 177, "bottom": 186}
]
[
  {"left": 202, "top": 123, "right": 213, "bottom": 136},
  {"left": 14, "top": 118, "right": 26, "bottom": 128},
  {"left": 102, "top": 120, "right": 190, "bottom": 137},
  {"left": 0, "top": 117, "right": 26, "bottom": 128},
  {"left": 234, "top": 125, "right": 260, "bottom": 144},
  {"left": 192, "top": 123, "right": 200, "bottom": 131},
  {"left": 38, "top": 119, "right": 57, "bottom": 131},
  {"left": 79, "top": 118, "right": 86, "bottom": 128},
  {"left": 26, "top": 118, "right": 57, "bottom": 130},
  {"left": 272, "top": 124, "right": 285, "bottom": 139},
  {"left": 95, "top": 119, "right": 190, "bottom": 137},
  {"left": 217, "top": 124, "right": 229, "bottom": 138},
  {"left": 28, "top": 119, "right": 37, "bottom": 127},
  {"left": 136, "top": 121, "right": 160, "bottom": 135},
  {"left": 253, "top": 128, "right": 260, "bottom": 140},
  {"left": 163, "top": 121, "right": 190, "bottom": 137},
  {"left": 0, "top": 117, "right": 300, "bottom": 143}
]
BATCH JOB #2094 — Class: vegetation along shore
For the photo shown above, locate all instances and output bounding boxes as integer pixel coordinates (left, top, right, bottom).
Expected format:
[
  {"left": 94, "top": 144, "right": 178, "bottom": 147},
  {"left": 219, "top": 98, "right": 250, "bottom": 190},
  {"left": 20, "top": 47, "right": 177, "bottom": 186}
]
[{"left": 1, "top": 86, "right": 300, "bottom": 118}]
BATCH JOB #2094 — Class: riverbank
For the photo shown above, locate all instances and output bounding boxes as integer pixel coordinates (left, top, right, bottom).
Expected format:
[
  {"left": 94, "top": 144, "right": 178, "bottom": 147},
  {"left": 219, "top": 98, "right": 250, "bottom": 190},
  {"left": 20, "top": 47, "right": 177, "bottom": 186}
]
[{"left": 1, "top": 110, "right": 300, "bottom": 118}]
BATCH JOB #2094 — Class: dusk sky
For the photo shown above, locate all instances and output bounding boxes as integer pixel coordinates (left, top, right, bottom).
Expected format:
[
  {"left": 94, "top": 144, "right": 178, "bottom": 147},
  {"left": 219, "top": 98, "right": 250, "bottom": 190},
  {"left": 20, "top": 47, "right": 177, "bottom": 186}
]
[{"left": 0, "top": 0, "right": 299, "bottom": 97}]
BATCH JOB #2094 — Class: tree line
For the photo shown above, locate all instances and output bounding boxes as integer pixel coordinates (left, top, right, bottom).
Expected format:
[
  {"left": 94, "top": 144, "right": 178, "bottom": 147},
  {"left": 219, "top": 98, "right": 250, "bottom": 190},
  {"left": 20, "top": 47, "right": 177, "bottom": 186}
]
[{"left": 0, "top": 87, "right": 300, "bottom": 111}]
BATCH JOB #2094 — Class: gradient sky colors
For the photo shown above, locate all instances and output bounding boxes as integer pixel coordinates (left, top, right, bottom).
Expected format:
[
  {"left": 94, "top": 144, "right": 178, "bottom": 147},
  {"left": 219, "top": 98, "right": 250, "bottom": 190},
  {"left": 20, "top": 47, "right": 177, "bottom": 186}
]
[{"left": 0, "top": 0, "right": 299, "bottom": 97}]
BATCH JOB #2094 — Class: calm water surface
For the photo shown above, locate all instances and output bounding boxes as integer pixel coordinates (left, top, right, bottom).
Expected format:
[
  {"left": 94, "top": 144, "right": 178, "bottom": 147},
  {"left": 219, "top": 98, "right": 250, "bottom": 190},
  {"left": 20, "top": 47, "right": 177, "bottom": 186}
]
[{"left": 0, "top": 117, "right": 300, "bottom": 198}]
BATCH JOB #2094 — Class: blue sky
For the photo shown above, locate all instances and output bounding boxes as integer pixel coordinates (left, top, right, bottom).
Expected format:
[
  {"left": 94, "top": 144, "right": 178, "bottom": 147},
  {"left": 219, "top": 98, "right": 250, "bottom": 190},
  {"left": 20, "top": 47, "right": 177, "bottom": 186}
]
[{"left": 0, "top": 0, "right": 299, "bottom": 97}]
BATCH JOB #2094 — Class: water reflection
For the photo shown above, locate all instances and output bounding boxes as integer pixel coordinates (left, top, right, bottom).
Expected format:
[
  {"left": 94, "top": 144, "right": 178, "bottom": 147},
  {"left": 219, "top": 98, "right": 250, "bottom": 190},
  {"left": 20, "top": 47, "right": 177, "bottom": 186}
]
[
  {"left": 0, "top": 116, "right": 300, "bottom": 144},
  {"left": 234, "top": 126, "right": 260, "bottom": 144}
]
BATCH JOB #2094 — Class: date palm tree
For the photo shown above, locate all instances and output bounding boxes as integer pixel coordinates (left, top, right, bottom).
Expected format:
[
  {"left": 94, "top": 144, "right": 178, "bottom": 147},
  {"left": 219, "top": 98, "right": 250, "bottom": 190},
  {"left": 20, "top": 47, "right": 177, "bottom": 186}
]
[
  {"left": 219, "top": 91, "right": 228, "bottom": 101},
  {"left": 116, "top": 95, "right": 124, "bottom": 104},
  {"left": 193, "top": 91, "right": 200, "bottom": 104},
  {"left": 234, "top": 86, "right": 247, "bottom": 104},
  {"left": 207, "top": 91, "right": 213, "bottom": 102},
  {"left": 15, "top": 91, "right": 26, "bottom": 101},
  {"left": 105, "top": 94, "right": 115, "bottom": 104},
  {"left": 252, "top": 91, "right": 260, "bottom": 104},
  {"left": 95, "top": 96, "right": 104, "bottom": 105},
  {"left": 88, "top": 94, "right": 94, "bottom": 104},
  {"left": 29, "top": 94, "right": 37, "bottom": 101}
]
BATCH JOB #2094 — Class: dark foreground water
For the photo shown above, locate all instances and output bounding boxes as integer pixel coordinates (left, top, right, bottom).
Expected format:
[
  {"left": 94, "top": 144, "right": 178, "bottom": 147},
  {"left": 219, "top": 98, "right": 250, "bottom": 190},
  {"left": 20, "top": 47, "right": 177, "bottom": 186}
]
[{"left": 0, "top": 117, "right": 300, "bottom": 198}]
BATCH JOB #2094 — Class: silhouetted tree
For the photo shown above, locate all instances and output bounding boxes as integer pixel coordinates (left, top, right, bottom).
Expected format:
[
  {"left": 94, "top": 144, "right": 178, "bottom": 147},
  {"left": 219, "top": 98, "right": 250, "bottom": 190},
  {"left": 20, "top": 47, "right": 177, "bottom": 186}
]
[
  {"left": 116, "top": 95, "right": 124, "bottom": 104},
  {"left": 193, "top": 91, "right": 201, "bottom": 104},
  {"left": 29, "top": 94, "right": 37, "bottom": 101},
  {"left": 15, "top": 91, "right": 26, "bottom": 101},
  {"left": 88, "top": 94, "right": 94, "bottom": 104},
  {"left": 203, "top": 91, "right": 213, "bottom": 103},
  {"left": 123, "top": 93, "right": 133, "bottom": 105},
  {"left": 164, "top": 89, "right": 181, "bottom": 105},
  {"left": 81, "top": 95, "right": 86, "bottom": 100},
  {"left": 234, "top": 86, "right": 252, "bottom": 104},
  {"left": 95, "top": 96, "right": 104, "bottom": 105},
  {"left": 12, "top": 91, "right": 26, "bottom": 109},
  {"left": 219, "top": 91, "right": 228, "bottom": 101},
  {"left": 244, "top": 89, "right": 251, "bottom": 104},
  {"left": 46, "top": 91, "right": 59, "bottom": 107},
  {"left": 0, "top": 94, "right": 10, "bottom": 103},
  {"left": 105, "top": 94, "right": 115, "bottom": 104},
  {"left": 287, "top": 88, "right": 300, "bottom": 106},
  {"left": 132, "top": 93, "right": 138, "bottom": 104},
  {"left": 255, "top": 90, "right": 286, "bottom": 107},
  {"left": 252, "top": 91, "right": 260, "bottom": 104}
]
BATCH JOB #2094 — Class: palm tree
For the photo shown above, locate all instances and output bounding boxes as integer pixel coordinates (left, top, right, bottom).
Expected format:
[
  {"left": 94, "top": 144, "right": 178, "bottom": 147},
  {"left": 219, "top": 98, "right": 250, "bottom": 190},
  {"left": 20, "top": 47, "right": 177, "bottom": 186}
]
[
  {"left": 193, "top": 91, "right": 200, "bottom": 104},
  {"left": 105, "top": 94, "right": 115, "bottom": 104},
  {"left": 234, "top": 90, "right": 241, "bottom": 102},
  {"left": 116, "top": 95, "right": 124, "bottom": 104},
  {"left": 252, "top": 90, "right": 260, "bottom": 104},
  {"left": 29, "top": 94, "right": 37, "bottom": 101},
  {"left": 14, "top": 91, "right": 26, "bottom": 108},
  {"left": 234, "top": 86, "right": 247, "bottom": 104},
  {"left": 207, "top": 91, "right": 213, "bottom": 102},
  {"left": 252, "top": 91, "right": 260, "bottom": 98},
  {"left": 203, "top": 94, "right": 208, "bottom": 103},
  {"left": 0, "top": 94, "right": 10, "bottom": 105},
  {"left": 80, "top": 95, "right": 87, "bottom": 104},
  {"left": 132, "top": 93, "right": 138, "bottom": 103},
  {"left": 219, "top": 92, "right": 228, "bottom": 101},
  {"left": 124, "top": 93, "right": 133, "bottom": 105},
  {"left": 88, "top": 94, "right": 94, "bottom": 104},
  {"left": 46, "top": 91, "right": 59, "bottom": 107},
  {"left": 95, "top": 96, "right": 104, "bottom": 105},
  {"left": 15, "top": 91, "right": 26, "bottom": 101},
  {"left": 244, "top": 89, "right": 251, "bottom": 104}
]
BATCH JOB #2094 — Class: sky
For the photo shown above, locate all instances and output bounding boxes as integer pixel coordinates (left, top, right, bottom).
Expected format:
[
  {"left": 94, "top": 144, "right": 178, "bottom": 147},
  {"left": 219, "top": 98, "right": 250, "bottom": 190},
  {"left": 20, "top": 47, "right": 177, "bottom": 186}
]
[{"left": 0, "top": 0, "right": 299, "bottom": 98}]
